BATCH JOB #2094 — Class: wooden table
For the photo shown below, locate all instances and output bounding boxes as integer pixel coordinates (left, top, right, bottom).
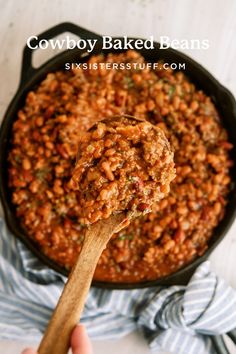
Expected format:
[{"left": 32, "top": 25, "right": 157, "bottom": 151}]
[{"left": 0, "top": 0, "right": 236, "bottom": 353}]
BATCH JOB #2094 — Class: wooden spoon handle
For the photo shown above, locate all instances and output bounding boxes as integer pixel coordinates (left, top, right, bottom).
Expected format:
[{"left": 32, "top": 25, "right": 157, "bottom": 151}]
[{"left": 38, "top": 213, "right": 125, "bottom": 354}]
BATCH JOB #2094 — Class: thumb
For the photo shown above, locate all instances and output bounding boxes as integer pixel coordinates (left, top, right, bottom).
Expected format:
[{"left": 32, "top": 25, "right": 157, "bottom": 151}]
[{"left": 71, "top": 324, "right": 93, "bottom": 354}]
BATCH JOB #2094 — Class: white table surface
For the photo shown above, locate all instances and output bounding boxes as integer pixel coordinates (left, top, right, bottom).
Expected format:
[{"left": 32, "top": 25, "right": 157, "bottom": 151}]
[{"left": 0, "top": 0, "right": 236, "bottom": 353}]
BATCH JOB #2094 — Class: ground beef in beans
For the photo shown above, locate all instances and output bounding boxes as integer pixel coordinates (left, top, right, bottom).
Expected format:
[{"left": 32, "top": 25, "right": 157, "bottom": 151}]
[
  {"left": 8, "top": 50, "right": 233, "bottom": 283},
  {"left": 70, "top": 116, "right": 175, "bottom": 224}
]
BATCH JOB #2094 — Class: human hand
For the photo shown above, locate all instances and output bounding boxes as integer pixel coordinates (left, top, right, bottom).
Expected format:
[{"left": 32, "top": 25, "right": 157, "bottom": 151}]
[{"left": 21, "top": 324, "right": 93, "bottom": 354}]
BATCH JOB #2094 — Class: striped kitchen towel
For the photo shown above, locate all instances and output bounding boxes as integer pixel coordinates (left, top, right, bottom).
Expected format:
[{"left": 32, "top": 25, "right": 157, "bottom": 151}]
[{"left": 0, "top": 217, "right": 236, "bottom": 354}]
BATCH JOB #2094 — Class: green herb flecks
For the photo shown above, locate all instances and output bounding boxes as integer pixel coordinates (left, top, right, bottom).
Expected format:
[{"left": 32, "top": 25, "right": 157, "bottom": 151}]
[
  {"left": 168, "top": 86, "right": 175, "bottom": 97},
  {"left": 123, "top": 76, "right": 134, "bottom": 89},
  {"left": 79, "top": 234, "right": 85, "bottom": 242},
  {"left": 117, "top": 234, "right": 134, "bottom": 241},
  {"left": 35, "top": 167, "right": 50, "bottom": 181},
  {"left": 115, "top": 265, "right": 121, "bottom": 273},
  {"left": 87, "top": 145, "right": 95, "bottom": 153},
  {"left": 127, "top": 175, "right": 139, "bottom": 183},
  {"left": 14, "top": 155, "right": 21, "bottom": 163}
]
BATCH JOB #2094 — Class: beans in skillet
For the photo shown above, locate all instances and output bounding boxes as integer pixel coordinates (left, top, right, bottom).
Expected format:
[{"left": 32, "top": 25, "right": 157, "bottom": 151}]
[{"left": 8, "top": 50, "right": 233, "bottom": 282}]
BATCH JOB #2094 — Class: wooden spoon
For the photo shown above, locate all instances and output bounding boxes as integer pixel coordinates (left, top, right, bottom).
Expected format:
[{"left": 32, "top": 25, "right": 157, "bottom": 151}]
[
  {"left": 38, "top": 212, "right": 126, "bottom": 354},
  {"left": 38, "top": 116, "right": 139, "bottom": 354}
]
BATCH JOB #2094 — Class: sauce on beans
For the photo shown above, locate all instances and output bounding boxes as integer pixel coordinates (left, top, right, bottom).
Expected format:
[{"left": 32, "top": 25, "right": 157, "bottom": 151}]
[
  {"left": 8, "top": 50, "right": 233, "bottom": 282},
  {"left": 70, "top": 116, "right": 175, "bottom": 224}
]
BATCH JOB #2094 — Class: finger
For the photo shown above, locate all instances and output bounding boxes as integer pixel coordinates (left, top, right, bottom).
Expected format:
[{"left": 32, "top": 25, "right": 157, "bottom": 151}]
[
  {"left": 21, "top": 348, "right": 37, "bottom": 354},
  {"left": 71, "top": 324, "right": 93, "bottom": 354}
]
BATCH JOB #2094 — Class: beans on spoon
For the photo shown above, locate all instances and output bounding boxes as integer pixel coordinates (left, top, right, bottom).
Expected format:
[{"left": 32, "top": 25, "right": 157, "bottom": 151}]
[{"left": 70, "top": 115, "right": 176, "bottom": 226}]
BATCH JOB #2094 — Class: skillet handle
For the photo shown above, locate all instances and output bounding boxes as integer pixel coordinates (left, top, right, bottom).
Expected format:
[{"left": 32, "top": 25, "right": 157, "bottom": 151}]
[{"left": 20, "top": 22, "right": 102, "bottom": 87}]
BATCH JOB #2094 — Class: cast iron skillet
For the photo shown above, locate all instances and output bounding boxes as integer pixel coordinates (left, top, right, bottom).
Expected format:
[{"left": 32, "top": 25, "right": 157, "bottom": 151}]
[{"left": 0, "top": 22, "right": 236, "bottom": 290}]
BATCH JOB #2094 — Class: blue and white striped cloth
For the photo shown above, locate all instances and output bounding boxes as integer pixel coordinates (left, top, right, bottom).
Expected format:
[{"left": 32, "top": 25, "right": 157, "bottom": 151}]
[{"left": 0, "top": 217, "right": 236, "bottom": 354}]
